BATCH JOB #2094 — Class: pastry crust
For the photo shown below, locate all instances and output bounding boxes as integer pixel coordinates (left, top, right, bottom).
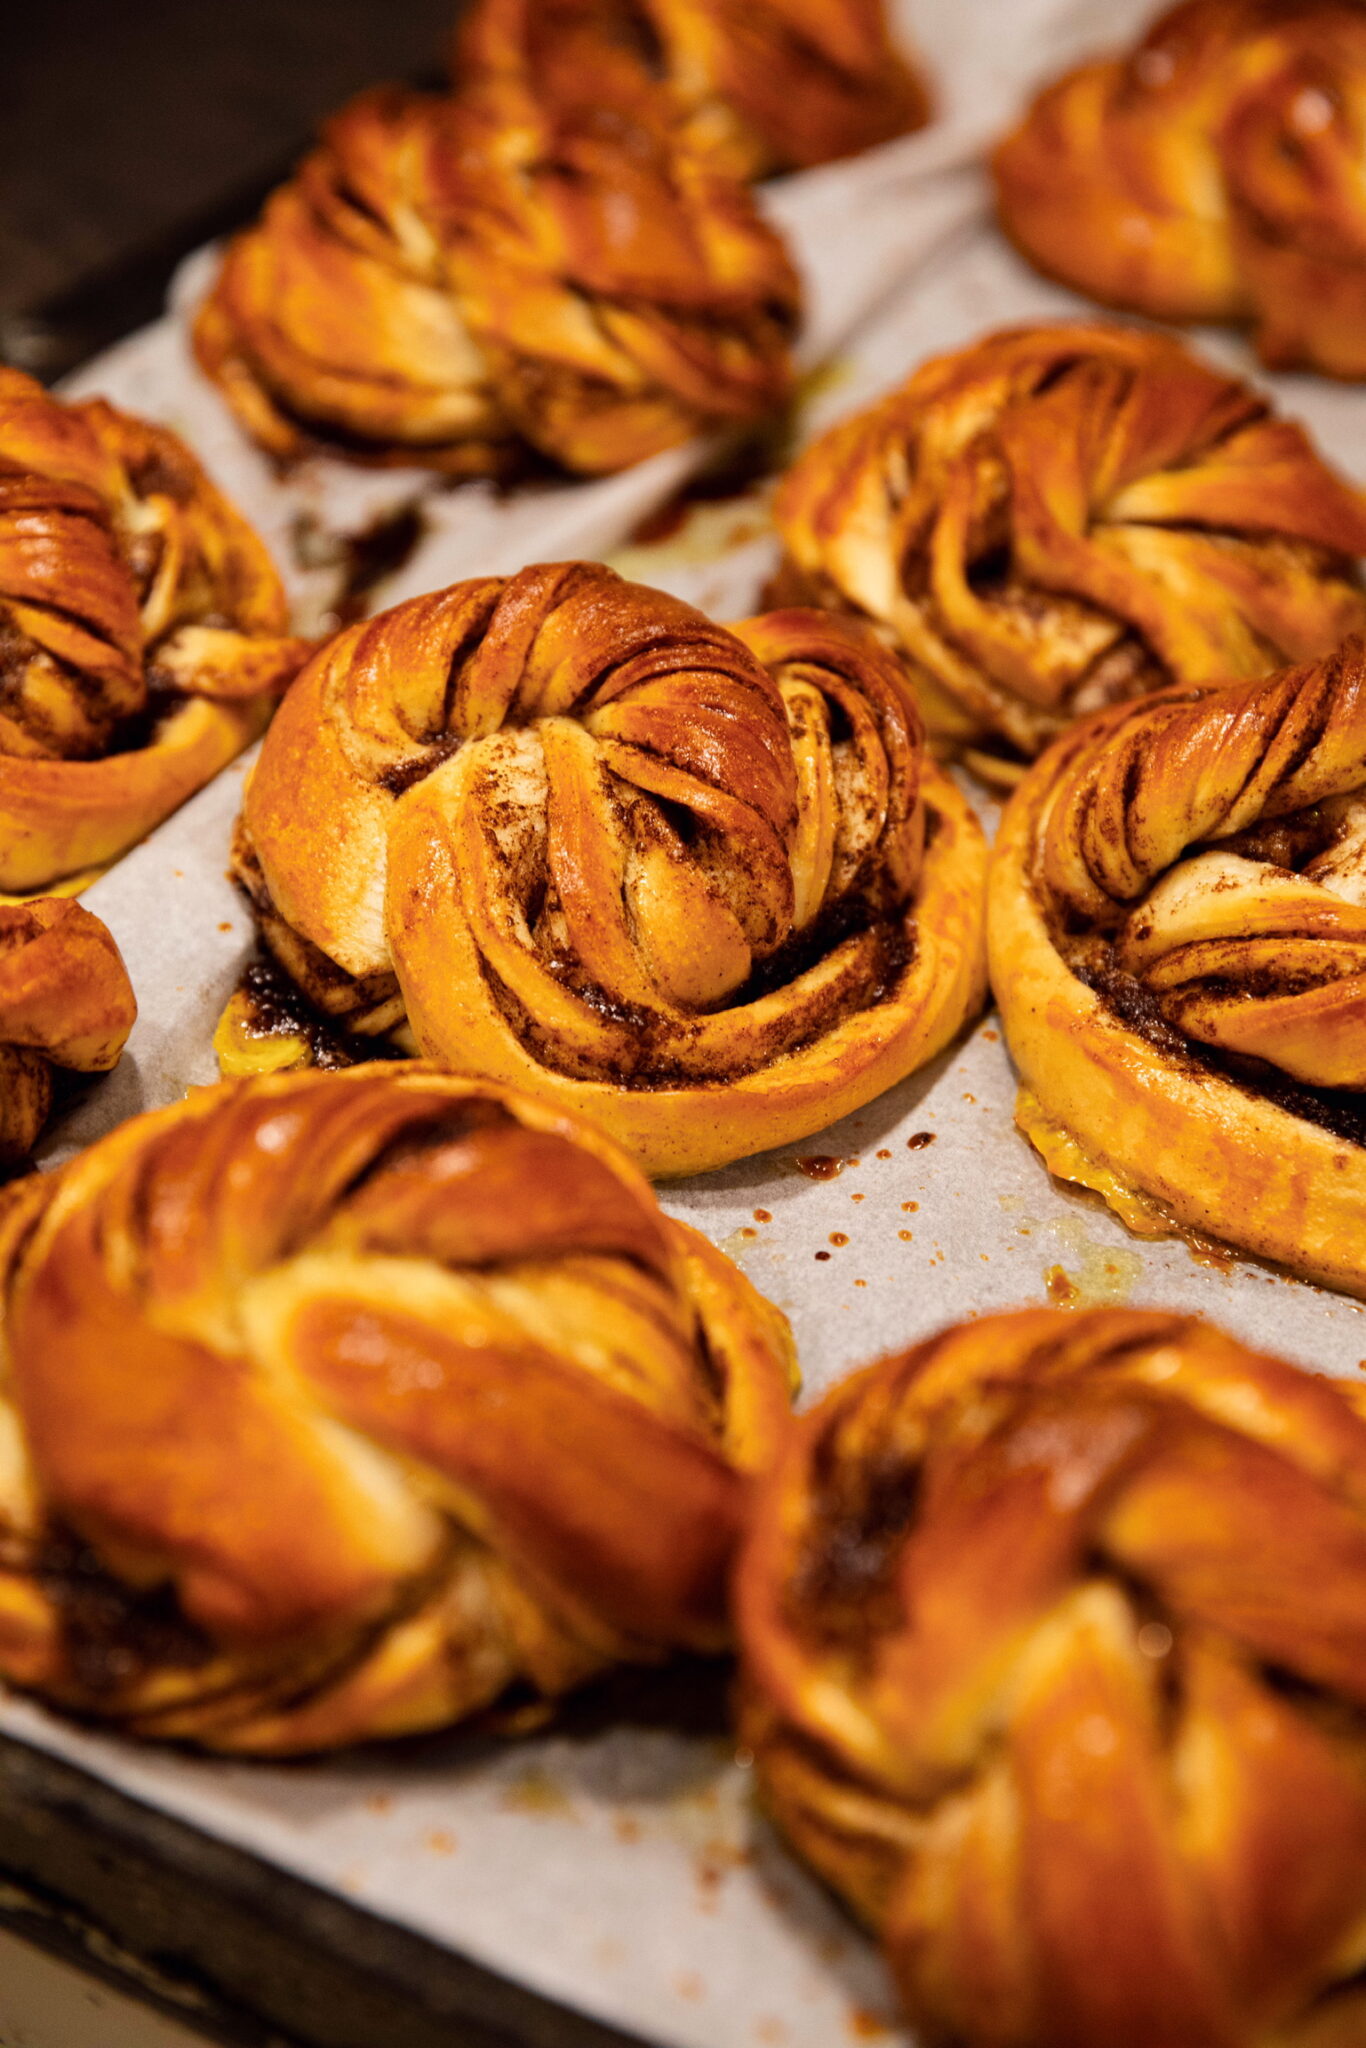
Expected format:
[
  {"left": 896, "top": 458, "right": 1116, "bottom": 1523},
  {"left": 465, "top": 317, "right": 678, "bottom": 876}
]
[
  {"left": 0, "top": 1065, "right": 795, "bottom": 1752},
  {"left": 994, "top": 0, "right": 1366, "bottom": 379},
  {"left": 0, "top": 369, "right": 309, "bottom": 892},
  {"left": 737, "top": 1305, "right": 1366, "bottom": 2046},
  {"left": 990, "top": 635, "right": 1366, "bottom": 1295},
  {"left": 455, "top": 0, "right": 931, "bottom": 182},
  {"left": 636, "top": 0, "right": 930, "bottom": 176},
  {"left": 0, "top": 898, "right": 136, "bottom": 1166},
  {"left": 194, "top": 91, "right": 508, "bottom": 475},
  {"left": 194, "top": 63, "right": 799, "bottom": 477},
  {"left": 226, "top": 563, "right": 987, "bottom": 1177},
  {"left": 773, "top": 322, "right": 1366, "bottom": 776}
]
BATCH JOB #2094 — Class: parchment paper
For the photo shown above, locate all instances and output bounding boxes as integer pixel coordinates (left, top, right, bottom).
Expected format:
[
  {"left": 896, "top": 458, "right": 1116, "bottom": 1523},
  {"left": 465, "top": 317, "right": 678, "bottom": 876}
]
[{"left": 18, "top": 3, "right": 1366, "bottom": 2043}]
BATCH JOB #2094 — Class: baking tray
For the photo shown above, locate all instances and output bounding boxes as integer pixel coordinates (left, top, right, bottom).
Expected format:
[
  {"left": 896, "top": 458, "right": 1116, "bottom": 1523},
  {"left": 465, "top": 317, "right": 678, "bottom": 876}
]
[{"left": 12, "top": 0, "right": 1366, "bottom": 2041}]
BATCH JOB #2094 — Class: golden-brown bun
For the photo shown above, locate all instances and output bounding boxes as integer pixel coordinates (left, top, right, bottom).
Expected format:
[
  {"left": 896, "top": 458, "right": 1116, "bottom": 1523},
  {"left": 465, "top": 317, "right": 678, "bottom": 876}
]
[
  {"left": 229, "top": 562, "right": 987, "bottom": 1177},
  {"left": 0, "top": 369, "right": 309, "bottom": 892},
  {"left": 456, "top": 0, "right": 931, "bottom": 182},
  {"left": 195, "top": 66, "right": 799, "bottom": 477},
  {"left": 640, "top": 0, "right": 931, "bottom": 177},
  {"left": 994, "top": 0, "right": 1366, "bottom": 380},
  {"left": 0, "top": 1064, "right": 795, "bottom": 1752},
  {"left": 738, "top": 1305, "right": 1366, "bottom": 2047},
  {"left": 773, "top": 323, "right": 1366, "bottom": 774},
  {"left": 194, "top": 90, "right": 508, "bottom": 475},
  {"left": 990, "top": 634, "right": 1366, "bottom": 1295},
  {"left": 0, "top": 899, "right": 136, "bottom": 1166}
]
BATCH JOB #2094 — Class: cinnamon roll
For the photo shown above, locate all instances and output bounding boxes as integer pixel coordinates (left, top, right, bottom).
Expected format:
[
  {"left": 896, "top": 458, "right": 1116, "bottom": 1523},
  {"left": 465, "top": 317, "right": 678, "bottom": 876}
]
[
  {"left": 990, "top": 634, "right": 1366, "bottom": 1294},
  {"left": 994, "top": 0, "right": 1366, "bottom": 379},
  {"left": 0, "top": 1065, "right": 795, "bottom": 1751},
  {"left": 194, "top": 63, "right": 799, "bottom": 477},
  {"left": 773, "top": 323, "right": 1366, "bottom": 778},
  {"left": 739, "top": 1305, "right": 1366, "bottom": 2047},
  {"left": 455, "top": 0, "right": 931, "bottom": 182},
  {"left": 0, "top": 368, "right": 308, "bottom": 892},
  {"left": 193, "top": 90, "right": 508, "bottom": 475},
  {"left": 220, "top": 562, "right": 987, "bottom": 1177},
  {"left": 0, "top": 899, "right": 135, "bottom": 1167}
]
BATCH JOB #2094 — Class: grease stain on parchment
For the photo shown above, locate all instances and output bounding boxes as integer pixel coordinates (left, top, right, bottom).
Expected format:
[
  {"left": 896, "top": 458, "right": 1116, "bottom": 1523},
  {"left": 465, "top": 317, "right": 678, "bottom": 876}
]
[
  {"left": 500, "top": 1767, "right": 579, "bottom": 1819},
  {"left": 1041, "top": 1215, "right": 1146, "bottom": 1307}
]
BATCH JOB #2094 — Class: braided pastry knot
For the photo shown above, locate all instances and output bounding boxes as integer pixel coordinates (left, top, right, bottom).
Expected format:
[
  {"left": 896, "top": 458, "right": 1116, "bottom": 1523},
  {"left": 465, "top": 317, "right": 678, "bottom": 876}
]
[
  {"left": 0, "top": 899, "right": 135, "bottom": 1166},
  {"left": 0, "top": 1065, "right": 795, "bottom": 1752},
  {"left": 457, "top": 0, "right": 930, "bottom": 183},
  {"left": 632, "top": 0, "right": 931, "bottom": 178},
  {"left": 193, "top": 91, "right": 508, "bottom": 474},
  {"left": 994, "top": 0, "right": 1366, "bottom": 380},
  {"left": 0, "top": 368, "right": 308, "bottom": 893},
  {"left": 738, "top": 1306, "right": 1366, "bottom": 2048},
  {"left": 436, "top": 40, "right": 800, "bottom": 474},
  {"left": 224, "top": 562, "right": 987, "bottom": 1177},
  {"left": 194, "top": 59, "right": 799, "bottom": 477},
  {"left": 772, "top": 323, "right": 1366, "bottom": 777},
  {"left": 990, "top": 635, "right": 1366, "bottom": 1293}
]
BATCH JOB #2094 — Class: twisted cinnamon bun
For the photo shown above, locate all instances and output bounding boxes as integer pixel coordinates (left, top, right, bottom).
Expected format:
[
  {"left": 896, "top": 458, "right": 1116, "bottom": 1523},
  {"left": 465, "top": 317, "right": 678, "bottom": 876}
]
[
  {"left": 773, "top": 323, "right": 1366, "bottom": 777},
  {"left": 194, "top": 62, "right": 799, "bottom": 477},
  {"left": 0, "top": 899, "right": 135, "bottom": 1167},
  {"left": 994, "top": 0, "right": 1366, "bottom": 380},
  {"left": 455, "top": 0, "right": 931, "bottom": 182},
  {"left": 0, "top": 1065, "right": 794, "bottom": 1751},
  {"left": 739, "top": 1305, "right": 1366, "bottom": 2047},
  {"left": 220, "top": 562, "right": 986, "bottom": 1177},
  {"left": 193, "top": 90, "right": 508, "bottom": 476},
  {"left": 0, "top": 369, "right": 308, "bottom": 892},
  {"left": 991, "top": 633, "right": 1366, "bottom": 1294}
]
